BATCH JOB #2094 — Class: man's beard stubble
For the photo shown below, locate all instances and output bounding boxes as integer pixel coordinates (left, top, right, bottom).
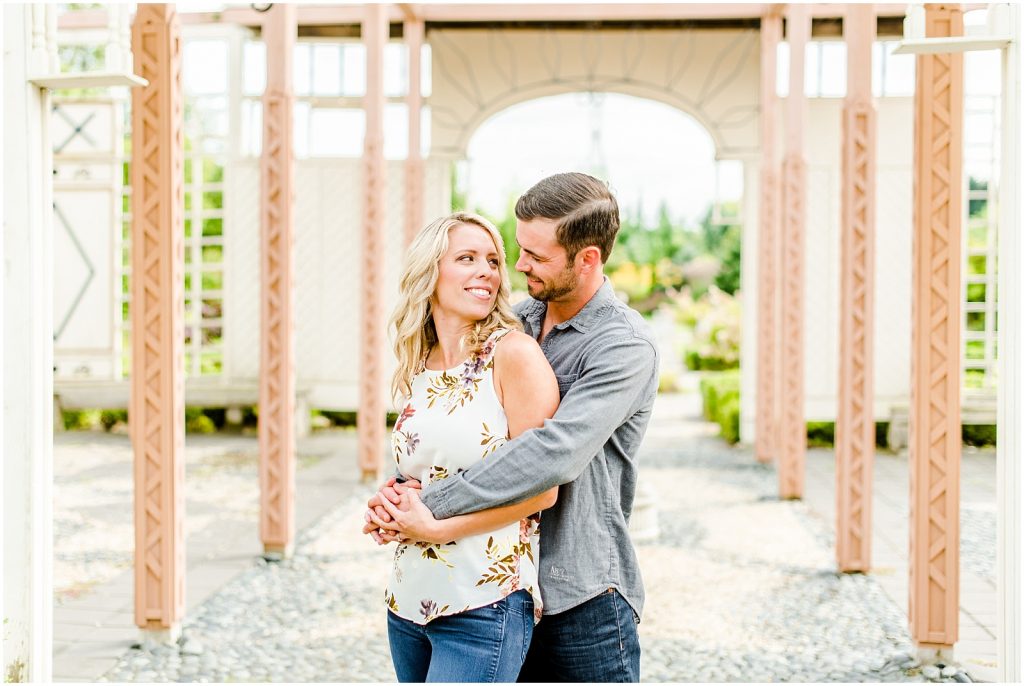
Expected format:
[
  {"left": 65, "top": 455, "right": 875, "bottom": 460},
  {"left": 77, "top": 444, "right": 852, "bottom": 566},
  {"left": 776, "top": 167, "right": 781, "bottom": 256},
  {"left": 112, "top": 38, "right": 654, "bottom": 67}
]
[{"left": 528, "top": 264, "right": 579, "bottom": 302}]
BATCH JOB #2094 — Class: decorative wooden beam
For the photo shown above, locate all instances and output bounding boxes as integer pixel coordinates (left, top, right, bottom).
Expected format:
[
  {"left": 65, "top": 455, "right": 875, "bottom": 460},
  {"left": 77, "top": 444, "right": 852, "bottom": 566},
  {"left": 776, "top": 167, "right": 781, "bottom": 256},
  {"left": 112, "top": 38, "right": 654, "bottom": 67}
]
[
  {"left": 909, "top": 2, "right": 963, "bottom": 654},
  {"left": 404, "top": 18, "right": 425, "bottom": 246},
  {"left": 755, "top": 10, "right": 781, "bottom": 465},
  {"left": 130, "top": 2, "right": 185, "bottom": 637},
  {"left": 358, "top": 3, "right": 388, "bottom": 479},
  {"left": 59, "top": 3, "right": 921, "bottom": 31},
  {"left": 836, "top": 3, "right": 877, "bottom": 574},
  {"left": 777, "top": 2, "right": 809, "bottom": 499},
  {"left": 259, "top": 2, "right": 298, "bottom": 557}
]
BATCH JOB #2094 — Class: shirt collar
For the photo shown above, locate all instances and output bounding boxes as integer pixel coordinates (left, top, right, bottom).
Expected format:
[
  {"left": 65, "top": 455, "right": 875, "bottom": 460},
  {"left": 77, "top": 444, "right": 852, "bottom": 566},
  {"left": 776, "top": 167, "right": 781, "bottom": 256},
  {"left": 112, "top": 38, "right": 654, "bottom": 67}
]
[{"left": 520, "top": 277, "right": 616, "bottom": 336}]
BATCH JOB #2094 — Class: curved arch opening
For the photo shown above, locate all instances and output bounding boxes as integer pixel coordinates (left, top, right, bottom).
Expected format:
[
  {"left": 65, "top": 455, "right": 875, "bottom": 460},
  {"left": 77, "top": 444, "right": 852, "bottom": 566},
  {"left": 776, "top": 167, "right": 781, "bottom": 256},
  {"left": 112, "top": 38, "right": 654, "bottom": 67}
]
[{"left": 463, "top": 92, "right": 728, "bottom": 226}]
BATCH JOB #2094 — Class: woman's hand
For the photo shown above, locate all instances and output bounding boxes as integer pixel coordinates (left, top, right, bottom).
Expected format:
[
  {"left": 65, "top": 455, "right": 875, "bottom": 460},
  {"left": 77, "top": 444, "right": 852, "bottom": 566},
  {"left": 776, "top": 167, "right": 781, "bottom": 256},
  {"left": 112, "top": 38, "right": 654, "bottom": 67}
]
[
  {"left": 371, "top": 489, "right": 451, "bottom": 545},
  {"left": 363, "top": 478, "right": 422, "bottom": 545}
]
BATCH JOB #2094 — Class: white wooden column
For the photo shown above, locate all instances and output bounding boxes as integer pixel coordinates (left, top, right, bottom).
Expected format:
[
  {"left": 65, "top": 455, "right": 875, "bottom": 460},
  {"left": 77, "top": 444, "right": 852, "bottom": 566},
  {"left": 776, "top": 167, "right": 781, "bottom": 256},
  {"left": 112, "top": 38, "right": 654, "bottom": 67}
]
[
  {"left": 2, "top": 3, "right": 56, "bottom": 681},
  {"left": 998, "top": 3, "right": 1024, "bottom": 681}
]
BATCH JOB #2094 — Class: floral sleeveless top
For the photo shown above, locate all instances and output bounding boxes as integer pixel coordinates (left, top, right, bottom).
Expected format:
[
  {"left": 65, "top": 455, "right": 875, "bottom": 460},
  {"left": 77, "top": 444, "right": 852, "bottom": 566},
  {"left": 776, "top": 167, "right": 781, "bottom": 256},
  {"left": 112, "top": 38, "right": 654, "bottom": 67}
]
[{"left": 386, "top": 328, "right": 543, "bottom": 625}]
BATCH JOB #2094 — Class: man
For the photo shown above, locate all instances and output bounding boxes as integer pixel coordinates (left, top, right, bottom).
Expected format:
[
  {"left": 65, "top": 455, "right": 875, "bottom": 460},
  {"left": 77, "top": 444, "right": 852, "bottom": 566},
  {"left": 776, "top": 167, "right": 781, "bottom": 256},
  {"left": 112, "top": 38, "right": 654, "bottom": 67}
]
[{"left": 366, "top": 172, "right": 659, "bottom": 682}]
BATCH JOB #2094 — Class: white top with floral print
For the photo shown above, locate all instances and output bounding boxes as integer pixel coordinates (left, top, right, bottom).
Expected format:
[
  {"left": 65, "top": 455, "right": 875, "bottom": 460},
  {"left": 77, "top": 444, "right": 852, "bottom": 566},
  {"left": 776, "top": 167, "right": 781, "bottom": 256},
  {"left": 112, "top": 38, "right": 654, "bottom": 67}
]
[{"left": 386, "top": 328, "right": 542, "bottom": 625}]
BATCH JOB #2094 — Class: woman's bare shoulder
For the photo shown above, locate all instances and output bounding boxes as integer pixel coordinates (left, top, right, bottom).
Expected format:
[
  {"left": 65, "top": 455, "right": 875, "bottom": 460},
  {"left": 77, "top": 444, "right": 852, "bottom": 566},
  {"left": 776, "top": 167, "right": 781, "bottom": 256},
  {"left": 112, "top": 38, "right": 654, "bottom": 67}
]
[{"left": 494, "top": 329, "right": 545, "bottom": 363}]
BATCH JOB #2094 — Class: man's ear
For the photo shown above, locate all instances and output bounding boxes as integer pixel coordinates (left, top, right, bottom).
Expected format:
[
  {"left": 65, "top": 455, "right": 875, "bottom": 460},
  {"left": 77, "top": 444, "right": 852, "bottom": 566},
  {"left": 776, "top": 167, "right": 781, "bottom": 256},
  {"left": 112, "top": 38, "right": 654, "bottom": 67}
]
[{"left": 576, "top": 246, "right": 603, "bottom": 275}]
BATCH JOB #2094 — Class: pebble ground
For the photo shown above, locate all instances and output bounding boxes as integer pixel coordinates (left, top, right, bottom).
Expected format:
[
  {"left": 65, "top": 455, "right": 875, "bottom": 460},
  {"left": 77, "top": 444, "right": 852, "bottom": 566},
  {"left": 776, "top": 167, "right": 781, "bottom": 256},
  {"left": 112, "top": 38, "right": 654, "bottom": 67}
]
[{"left": 80, "top": 395, "right": 976, "bottom": 682}]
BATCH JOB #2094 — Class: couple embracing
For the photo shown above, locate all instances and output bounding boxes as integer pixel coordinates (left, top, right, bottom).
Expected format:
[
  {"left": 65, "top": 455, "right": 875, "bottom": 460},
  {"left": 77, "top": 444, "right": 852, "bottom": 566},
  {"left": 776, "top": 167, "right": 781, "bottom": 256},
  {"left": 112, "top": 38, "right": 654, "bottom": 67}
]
[{"left": 362, "top": 172, "right": 659, "bottom": 682}]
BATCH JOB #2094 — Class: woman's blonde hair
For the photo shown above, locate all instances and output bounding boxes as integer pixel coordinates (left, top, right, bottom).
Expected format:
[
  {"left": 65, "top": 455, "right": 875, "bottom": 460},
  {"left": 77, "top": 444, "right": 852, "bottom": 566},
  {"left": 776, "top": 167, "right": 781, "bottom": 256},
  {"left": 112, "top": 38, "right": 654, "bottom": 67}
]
[{"left": 389, "top": 211, "right": 521, "bottom": 401}]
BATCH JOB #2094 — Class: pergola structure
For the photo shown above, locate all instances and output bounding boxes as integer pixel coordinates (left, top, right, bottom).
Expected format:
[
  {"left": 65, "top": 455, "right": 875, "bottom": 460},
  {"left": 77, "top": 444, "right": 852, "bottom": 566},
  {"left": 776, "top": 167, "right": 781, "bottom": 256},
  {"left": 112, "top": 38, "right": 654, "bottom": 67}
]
[{"left": 3, "top": 2, "right": 1023, "bottom": 682}]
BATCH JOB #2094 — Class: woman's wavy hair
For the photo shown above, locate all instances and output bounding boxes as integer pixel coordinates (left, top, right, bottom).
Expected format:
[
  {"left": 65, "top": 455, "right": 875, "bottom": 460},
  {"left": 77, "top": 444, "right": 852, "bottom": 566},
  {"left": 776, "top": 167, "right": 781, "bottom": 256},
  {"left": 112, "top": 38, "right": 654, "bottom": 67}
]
[{"left": 389, "top": 211, "right": 521, "bottom": 402}]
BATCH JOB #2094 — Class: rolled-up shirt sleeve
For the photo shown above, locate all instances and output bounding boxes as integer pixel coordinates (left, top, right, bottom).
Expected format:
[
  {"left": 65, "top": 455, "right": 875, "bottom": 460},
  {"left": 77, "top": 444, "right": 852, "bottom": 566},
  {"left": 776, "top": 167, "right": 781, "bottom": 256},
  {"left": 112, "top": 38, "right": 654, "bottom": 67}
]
[{"left": 418, "top": 334, "right": 658, "bottom": 520}]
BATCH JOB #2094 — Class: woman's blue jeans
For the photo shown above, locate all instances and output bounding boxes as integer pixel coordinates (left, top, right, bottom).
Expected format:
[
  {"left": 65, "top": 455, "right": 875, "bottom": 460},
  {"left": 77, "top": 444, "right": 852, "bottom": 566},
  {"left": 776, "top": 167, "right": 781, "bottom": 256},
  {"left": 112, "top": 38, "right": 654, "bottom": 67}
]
[{"left": 387, "top": 590, "right": 534, "bottom": 682}]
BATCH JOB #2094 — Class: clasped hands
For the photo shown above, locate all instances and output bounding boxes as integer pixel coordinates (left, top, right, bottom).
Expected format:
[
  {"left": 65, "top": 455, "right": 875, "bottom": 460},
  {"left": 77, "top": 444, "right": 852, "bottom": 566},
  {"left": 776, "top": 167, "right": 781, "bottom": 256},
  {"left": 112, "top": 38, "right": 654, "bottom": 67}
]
[{"left": 362, "top": 477, "right": 441, "bottom": 545}]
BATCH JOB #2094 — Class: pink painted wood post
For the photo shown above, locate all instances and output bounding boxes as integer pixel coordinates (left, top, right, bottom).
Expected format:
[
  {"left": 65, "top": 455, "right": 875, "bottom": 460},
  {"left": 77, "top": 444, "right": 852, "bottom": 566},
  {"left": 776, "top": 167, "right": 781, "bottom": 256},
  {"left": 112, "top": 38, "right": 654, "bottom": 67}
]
[
  {"left": 358, "top": 3, "right": 388, "bottom": 479},
  {"left": 836, "top": 3, "right": 877, "bottom": 574},
  {"left": 778, "top": 3, "right": 810, "bottom": 499},
  {"left": 755, "top": 9, "right": 781, "bottom": 465},
  {"left": 130, "top": 2, "right": 186, "bottom": 633},
  {"left": 259, "top": 3, "right": 297, "bottom": 556},
  {"left": 405, "top": 18, "right": 425, "bottom": 246},
  {"left": 909, "top": 3, "right": 963, "bottom": 653}
]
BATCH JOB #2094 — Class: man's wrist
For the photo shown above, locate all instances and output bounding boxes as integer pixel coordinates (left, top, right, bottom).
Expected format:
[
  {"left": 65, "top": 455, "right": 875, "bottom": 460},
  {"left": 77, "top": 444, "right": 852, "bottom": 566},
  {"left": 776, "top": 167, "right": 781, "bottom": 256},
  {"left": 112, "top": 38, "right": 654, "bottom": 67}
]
[{"left": 419, "top": 482, "right": 454, "bottom": 520}]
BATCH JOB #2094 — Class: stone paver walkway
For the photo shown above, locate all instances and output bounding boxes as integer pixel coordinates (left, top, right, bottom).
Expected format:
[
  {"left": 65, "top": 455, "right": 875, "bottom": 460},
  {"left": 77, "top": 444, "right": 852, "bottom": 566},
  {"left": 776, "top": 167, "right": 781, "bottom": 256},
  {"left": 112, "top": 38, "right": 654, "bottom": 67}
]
[{"left": 53, "top": 389, "right": 990, "bottom": 682}]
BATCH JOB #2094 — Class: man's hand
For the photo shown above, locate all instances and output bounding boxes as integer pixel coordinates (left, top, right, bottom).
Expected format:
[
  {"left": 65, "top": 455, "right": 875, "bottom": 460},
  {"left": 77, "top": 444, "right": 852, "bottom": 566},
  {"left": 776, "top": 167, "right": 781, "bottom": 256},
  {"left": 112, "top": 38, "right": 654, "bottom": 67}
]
[{"left": 362, "top": 477, "right": 422, "bottom": 544}]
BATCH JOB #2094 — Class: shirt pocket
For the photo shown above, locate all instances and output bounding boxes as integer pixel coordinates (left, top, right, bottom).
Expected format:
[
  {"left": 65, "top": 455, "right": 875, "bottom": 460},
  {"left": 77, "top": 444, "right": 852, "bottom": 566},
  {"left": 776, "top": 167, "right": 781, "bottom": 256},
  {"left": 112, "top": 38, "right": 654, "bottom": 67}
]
[{"left": 555, "top": 373, "right": 578, "bottom": 395}]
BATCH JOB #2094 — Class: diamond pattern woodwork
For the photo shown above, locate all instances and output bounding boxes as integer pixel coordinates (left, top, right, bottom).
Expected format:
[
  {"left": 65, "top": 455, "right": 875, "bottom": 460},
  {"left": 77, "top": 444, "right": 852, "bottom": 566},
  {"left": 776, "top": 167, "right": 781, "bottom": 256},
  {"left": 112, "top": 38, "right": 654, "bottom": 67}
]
[
  {"left": 755, "top": 12, "right": 781, "bottom": 464},
  {"left": 836, "top": 5, "right": 877, "bottom": 574},
  {"left": 259, "top": 4, "right": 297, "bottom": 554},
  {"left": 779, "top": 153, "right": 807, "bottom": 499},
  {"left": 837, "top": 102, "right": 876, "bottom": 572},
  {"left": 358, "top": 3, "right": 388, "bottom": 477},
  {"left": 777, "top": 4, "right": 809, "bottom": 500},
  {"left": 909, "top": 4, "right": 963, "bottom": 649},
  {"left": 130, "top": 3, "right": 185, "bottom": 630}
]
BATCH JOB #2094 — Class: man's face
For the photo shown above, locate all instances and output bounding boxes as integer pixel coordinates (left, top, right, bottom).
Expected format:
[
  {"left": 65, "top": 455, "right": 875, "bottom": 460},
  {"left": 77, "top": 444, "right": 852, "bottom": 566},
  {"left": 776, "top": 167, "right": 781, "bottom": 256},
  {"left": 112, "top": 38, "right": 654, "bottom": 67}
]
[{"left": 514, "top": 217, "right": 579, "bottom": 302}]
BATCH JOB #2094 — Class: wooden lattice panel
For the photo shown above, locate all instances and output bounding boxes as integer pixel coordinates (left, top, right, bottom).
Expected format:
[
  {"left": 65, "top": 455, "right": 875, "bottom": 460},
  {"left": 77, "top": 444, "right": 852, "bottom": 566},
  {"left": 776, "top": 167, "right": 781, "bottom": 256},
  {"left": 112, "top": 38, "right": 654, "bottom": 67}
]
[
  {"left": 909, "top": 3, "right": 963, "bottom": 649},
  {"left": 130, "top": 2, "right": 186, "bottom": 630}
]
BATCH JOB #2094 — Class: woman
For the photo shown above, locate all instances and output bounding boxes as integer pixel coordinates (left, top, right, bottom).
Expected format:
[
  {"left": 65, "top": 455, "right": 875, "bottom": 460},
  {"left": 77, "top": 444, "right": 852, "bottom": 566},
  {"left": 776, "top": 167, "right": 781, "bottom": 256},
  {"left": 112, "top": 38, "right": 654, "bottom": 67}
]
[{"left": 367, "top": 211, "right": 559, "bottom": 683}]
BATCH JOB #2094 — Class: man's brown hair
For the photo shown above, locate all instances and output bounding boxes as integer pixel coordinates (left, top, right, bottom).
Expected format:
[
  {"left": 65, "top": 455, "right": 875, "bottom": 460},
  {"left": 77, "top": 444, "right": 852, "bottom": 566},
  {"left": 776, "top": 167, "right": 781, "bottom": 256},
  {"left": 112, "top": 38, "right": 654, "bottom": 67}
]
[{"left": 514, "top": 172, "right": 620, "bottom": 263}]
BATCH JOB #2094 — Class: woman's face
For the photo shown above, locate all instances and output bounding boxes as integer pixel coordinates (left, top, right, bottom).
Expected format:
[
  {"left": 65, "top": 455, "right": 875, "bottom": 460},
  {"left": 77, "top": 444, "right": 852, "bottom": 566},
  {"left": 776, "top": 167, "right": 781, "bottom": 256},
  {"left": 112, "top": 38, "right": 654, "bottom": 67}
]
[{"left": 431, "top": 223, "right": 502, "bottom": 325}]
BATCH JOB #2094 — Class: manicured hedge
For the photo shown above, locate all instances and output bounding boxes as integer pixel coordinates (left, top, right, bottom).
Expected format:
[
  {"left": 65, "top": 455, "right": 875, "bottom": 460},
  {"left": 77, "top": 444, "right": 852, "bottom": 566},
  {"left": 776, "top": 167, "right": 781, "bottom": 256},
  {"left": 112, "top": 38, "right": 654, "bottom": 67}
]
[{"left": 699, "top": 371, "right": 740, "bottom": 444}]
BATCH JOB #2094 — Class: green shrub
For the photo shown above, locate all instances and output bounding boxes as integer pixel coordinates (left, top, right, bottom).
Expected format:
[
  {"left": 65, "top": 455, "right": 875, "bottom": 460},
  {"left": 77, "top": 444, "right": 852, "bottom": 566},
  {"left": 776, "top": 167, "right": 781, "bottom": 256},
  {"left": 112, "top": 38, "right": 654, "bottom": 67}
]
[
  {"left": 100, "top": 409, "right": 128, "bottom": 431},
  {"left": 718, "top": 395, "right": 741, "bottom": 444},
  {"left": 658, "top": 370, "right": 680, "bottom": 393},
  {"left": 963, "top": 424, "right": 997, "bottom": 447},
  {"left": 807, "top": 421, "right": 835, "bottom": 447},
  {"left": 675, "top": 286, "right": 740, "bottom": 371},
  {"left": 700, "top": 371, "right": 740, "bottom": 442},
  {"left": 186, "top": 413, "right": 216, "bottom": 434},
  {"left": 875, "top": 422, "right": 890, "bottom": 449},
  {"left": 63, "top": 409, "right": 101, "bottom": 431}
]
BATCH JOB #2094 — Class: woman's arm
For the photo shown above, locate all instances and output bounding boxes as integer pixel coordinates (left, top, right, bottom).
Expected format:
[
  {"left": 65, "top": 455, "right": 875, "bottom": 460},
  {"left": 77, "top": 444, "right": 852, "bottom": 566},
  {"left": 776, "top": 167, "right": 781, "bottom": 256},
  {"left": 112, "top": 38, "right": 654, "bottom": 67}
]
[
  {"left": 372, "top": 487, "right": 555, "bottom": 544},
  {"left": 369, "top": 331, "right": 560, "bottom": 544}
]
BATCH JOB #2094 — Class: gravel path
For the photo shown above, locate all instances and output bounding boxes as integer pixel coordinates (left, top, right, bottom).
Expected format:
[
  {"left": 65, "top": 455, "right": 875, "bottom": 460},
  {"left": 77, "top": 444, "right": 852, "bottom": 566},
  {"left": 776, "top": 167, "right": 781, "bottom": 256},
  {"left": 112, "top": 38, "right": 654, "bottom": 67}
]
[{"left": 83, "top": 393, "right": 980, "bottom": 683}]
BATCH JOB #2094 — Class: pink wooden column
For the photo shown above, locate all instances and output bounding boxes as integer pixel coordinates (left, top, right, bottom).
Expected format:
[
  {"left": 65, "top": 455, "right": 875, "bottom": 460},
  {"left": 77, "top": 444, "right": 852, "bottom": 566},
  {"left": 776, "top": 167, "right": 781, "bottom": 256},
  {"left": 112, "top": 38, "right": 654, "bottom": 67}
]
[
  {"left": 755, "top": 10, "right": 781, "bottom": 465},
  {"left": 130, "top": 3, "right": 186, "bottom": 634},
  {"left": 835, "top": 4, "right": 878, "bottom": 573},
  {"left": 909, "top": 3, "right": 963, "bottom": 653},
  {"left": 777, "top": 3, "right": 810, "bottom": 499},
  {"left": 404, "top": 18, "right": 425, "bottom": 246},
  {"left": 258, "top": 3, "right": 297, "bottom": 556},
  {"left": 358, "top": 3, "right": 388, "bottom": 479}
]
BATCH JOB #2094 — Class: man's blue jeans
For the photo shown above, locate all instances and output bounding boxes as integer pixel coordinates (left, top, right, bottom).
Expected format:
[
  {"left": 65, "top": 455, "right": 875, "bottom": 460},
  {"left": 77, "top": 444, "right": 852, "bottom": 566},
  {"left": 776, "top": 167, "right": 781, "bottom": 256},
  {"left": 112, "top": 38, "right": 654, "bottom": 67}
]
[
  {"left": 387, "top": 590, "right": 534, "bottom": 682},
  {"left": 518, "top": 588, "right": 641, "bottom": 683}
]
